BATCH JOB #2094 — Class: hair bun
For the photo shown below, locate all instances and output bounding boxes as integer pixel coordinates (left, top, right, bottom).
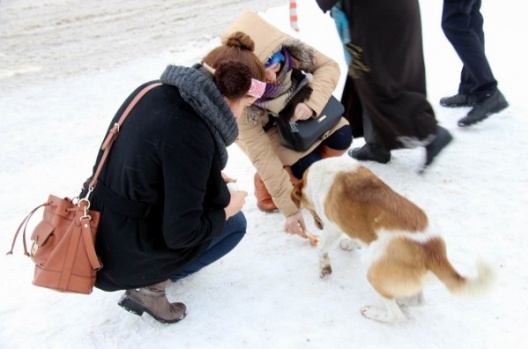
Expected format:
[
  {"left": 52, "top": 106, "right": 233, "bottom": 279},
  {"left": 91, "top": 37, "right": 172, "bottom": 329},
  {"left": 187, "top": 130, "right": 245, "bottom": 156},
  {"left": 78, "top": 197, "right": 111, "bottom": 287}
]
[
  {"left": 214, "top": 60, "right": 252, "bottom": 99},
  {"left": 223, "top": 31, "right": 255, "bottom": 52}
]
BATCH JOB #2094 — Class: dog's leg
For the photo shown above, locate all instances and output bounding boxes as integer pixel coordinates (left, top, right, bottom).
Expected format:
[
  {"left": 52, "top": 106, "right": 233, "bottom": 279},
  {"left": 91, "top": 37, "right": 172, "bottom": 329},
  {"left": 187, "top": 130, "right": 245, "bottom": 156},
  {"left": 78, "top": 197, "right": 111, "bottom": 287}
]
[
  {"left": 361, "top": 298, "right": 406, "bottom": 323},
  {"left": 339, "top": 238, "right": 362, "bottom": 251},
  {"left": 319, "top": 228, "right": 341, "bottom": 278},
  {"left": 397, "top": 291, "right": 424, "bottom": 307}
]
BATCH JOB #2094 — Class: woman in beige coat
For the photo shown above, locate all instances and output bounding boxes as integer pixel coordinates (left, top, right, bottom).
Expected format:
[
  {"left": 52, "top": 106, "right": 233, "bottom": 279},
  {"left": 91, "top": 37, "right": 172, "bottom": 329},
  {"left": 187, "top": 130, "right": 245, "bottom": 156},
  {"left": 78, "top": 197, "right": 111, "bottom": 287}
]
[{"left": 223, "top": 12, "right": 352, "bottom": 237}]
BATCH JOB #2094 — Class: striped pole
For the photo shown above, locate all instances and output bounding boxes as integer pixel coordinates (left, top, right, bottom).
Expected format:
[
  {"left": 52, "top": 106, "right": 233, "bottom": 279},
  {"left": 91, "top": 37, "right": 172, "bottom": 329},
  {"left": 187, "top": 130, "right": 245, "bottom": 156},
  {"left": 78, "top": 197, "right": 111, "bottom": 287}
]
[{"left": 289, "top": 0, "right": 299, "bottom": 32}]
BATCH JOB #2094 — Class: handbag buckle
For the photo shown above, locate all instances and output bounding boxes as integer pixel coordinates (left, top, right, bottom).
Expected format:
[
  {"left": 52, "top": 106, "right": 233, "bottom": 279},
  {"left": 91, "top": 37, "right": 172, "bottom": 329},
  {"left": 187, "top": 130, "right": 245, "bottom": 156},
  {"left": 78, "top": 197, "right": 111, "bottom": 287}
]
[
  {"left": 31, "top": 240, "right": 39, "bottom": 255},
  {"left": 289, "top": 121, "right": 299, "bottom": 133}
]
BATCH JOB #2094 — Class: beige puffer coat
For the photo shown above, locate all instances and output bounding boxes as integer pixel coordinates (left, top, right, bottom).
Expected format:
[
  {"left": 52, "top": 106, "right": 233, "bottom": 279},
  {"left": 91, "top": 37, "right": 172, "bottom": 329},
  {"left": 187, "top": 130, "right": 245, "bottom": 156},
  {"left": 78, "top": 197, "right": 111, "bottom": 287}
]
[{"left": 223, "top": 12, "right": 349, "bottom": 217}]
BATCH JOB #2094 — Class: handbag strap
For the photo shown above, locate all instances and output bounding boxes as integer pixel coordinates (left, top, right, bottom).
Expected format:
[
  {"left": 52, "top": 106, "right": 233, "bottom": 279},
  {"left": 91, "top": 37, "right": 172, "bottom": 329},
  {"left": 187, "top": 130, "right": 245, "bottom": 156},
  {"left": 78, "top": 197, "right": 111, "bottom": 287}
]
[
  {"left": 6, "top": 201, "right": 51, "bottom": 256},
  {"left": 86, "top": 82, "right": 162, "bottom": 193},
  {"left": 6, "top": 82, "right": 162, "bottom": 257}
]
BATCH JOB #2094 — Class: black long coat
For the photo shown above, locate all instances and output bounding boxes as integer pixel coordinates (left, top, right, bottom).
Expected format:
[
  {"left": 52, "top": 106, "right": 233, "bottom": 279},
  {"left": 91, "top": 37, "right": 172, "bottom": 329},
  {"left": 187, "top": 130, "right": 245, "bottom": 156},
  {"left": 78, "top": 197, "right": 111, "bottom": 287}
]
[
  {"left": 89, "top": 82, "right": 230, "bottom": 291},
  {"left": 319, "top": 0, "right": 438, "bottom": 149}
]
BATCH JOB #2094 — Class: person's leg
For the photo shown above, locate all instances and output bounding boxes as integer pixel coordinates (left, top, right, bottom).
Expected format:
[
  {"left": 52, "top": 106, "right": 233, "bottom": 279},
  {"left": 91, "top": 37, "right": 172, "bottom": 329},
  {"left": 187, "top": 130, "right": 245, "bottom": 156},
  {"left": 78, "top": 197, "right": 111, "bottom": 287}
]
[
  {"left": 254, "top": 172, "right": 277, "bottom": 212},
  {"left": 319, "top": 124, "right": 353, "bottom": 158},
  {"left": 348, "top": 112, "right": 391, "bottom": 164},
  {"left": 454, "top": 0, "right": 507, "bottom": 126},
  {"left": 290, "top": 151, "right": 322, "bottom": 179},
  {"left": 170, "top": 211, "right": 247, "bottom": 282},
  {"left": 362, "top": 112, "right": 382, "bottom": 146},
  {"left": 288, "top": 125, "right": 352, "bottom": 179},
  {"left": 441, "top": 0, "right": 496, "bottom": 98}
]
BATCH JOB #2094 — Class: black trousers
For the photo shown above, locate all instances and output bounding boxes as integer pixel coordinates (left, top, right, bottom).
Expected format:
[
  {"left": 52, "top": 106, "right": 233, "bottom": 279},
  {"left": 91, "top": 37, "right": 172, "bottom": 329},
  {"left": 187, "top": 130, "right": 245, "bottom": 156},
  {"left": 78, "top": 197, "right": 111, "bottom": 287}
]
[{"left": 441, "top": 0, "right": 498, "bottom": 100}]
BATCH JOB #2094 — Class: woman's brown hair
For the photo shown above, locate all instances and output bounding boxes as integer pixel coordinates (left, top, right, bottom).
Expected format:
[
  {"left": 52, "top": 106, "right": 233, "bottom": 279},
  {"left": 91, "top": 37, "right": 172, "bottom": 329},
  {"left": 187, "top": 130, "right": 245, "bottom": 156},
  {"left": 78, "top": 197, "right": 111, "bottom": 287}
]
[
  {"left": 202, "top": 31, "right": 266, "bottom": 81},
  {"left": 213, "top": 60, "right": 252, "bottom": 100}
]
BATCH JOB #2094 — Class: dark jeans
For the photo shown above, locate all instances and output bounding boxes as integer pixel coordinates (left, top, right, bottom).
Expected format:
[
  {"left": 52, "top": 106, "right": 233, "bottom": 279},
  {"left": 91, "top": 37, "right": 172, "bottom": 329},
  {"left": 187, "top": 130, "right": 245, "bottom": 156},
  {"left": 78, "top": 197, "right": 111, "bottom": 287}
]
[
  {"left": 441, "top": 0, "right": 497, "bottom": 99},
  {"left": 170, "top": 211, "right": 247, "bottom": 282},
  {"left": 290, "top": 124, "right": 352, "bottom": 178}
]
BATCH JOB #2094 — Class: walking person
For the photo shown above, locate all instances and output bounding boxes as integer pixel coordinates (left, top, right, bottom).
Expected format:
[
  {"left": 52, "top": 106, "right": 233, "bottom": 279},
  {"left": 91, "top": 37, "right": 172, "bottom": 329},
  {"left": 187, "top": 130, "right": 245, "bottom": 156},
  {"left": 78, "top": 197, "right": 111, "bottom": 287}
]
[
  {"left": 316, "top": 0, "right": 453, "bottom": 171},
  {"left": 440, "top": 0, "right": 508, "bottom": 127}
]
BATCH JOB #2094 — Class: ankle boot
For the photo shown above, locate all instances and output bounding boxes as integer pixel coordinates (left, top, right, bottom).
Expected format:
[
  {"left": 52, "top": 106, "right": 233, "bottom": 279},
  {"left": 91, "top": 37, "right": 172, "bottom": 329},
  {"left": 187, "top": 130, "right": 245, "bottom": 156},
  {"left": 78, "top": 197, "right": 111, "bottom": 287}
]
[
  {"left": 118, "top": 280, "right": 187, "bottom": 324},
  {"left": 420, "top": 125, "right": 453, "bottom": 173},
  {"left": 319, "top": 145, "right": 346, "bottom": 159},
  {"left": 348, "top": 143, "right": 391, "bottom": 164},
  {"left": 254, "top": 173, "right": 277, "bottom": 212}
]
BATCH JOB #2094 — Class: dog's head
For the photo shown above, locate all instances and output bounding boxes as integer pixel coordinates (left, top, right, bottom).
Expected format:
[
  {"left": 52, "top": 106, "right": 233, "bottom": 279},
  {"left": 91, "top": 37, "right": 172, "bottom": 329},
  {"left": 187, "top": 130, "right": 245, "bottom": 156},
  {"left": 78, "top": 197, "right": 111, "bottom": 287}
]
[{"left": 291, "top": 172, "right": 324, "bottom": 230}]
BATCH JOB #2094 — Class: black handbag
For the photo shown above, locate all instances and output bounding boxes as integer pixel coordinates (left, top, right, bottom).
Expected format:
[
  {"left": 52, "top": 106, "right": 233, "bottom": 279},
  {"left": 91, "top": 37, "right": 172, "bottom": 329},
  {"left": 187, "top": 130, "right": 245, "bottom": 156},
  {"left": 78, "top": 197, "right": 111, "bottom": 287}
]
[{"left": 276, "top": 95, "right": 344, "bottom": 152}]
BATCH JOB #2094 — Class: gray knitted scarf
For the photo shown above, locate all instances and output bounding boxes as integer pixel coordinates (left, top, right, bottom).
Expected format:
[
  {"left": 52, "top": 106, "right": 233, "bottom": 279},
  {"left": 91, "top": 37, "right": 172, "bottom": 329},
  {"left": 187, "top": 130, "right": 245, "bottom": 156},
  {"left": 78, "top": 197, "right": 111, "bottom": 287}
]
[{"left": 160, "top": 64, "right": 238, "bottom": 168}]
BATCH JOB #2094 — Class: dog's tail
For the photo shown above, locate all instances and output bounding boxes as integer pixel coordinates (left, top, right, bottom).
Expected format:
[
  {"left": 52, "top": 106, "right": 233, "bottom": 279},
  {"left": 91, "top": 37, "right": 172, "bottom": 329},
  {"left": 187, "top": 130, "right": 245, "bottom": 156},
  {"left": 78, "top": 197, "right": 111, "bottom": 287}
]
[{"left": 432, "top": 256, "right": 497, "bottom": 297}]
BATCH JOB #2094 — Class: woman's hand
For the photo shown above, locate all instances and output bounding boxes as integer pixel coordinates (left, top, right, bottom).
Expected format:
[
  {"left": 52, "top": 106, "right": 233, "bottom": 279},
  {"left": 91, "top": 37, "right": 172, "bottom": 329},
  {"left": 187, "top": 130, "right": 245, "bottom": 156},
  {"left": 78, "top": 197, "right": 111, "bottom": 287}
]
[
  {"left": 284, "top": 211, "right": 307, "bottom": 238},
  {"left": 292, "top": 102, "right": 313, "bottom": 122},
  {"left": 225, "top": 190, "right": 247, "bottom": 220},
  {"left": 222, "top": 172, "right": 237, "bottom": 184}
]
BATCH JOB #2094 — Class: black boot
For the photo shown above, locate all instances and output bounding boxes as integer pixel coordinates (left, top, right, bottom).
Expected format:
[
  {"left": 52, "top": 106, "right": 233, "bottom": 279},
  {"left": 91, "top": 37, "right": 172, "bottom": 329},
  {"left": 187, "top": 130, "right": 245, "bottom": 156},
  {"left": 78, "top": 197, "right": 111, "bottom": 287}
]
[
  {"left": 440, "top": 93, "right": 477, "bottom": 108},
  {"left": 458, "top": 90, "right": 508, "bottom": 127},
  {"left": 348, "top": 143, "right": 391, "bottom": 164},
  {"left": 420, "top": 126, "right": 453, "bottom": 173}
]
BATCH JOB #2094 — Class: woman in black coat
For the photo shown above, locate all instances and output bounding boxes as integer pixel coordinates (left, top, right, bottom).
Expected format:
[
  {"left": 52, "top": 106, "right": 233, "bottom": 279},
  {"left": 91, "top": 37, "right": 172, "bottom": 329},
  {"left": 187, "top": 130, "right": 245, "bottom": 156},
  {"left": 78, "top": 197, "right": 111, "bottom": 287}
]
[{"left": 87, "top": 32, "right": 266, "bottom": 324}]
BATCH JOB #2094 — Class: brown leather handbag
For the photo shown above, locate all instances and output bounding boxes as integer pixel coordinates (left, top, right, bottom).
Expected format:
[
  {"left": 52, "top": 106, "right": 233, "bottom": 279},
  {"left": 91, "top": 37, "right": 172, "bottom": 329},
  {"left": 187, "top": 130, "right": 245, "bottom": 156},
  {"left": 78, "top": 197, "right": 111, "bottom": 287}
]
[{"left": 7, "top": 82, "right": 161, "bottom": 294}]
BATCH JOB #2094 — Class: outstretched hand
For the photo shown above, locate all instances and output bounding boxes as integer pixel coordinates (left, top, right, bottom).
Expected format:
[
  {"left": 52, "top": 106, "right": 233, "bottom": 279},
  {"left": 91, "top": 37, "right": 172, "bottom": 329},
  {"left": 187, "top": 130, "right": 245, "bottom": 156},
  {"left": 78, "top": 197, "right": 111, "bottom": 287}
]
[{"left": 284, "top": 211, "right": 307, "bottom": 238}]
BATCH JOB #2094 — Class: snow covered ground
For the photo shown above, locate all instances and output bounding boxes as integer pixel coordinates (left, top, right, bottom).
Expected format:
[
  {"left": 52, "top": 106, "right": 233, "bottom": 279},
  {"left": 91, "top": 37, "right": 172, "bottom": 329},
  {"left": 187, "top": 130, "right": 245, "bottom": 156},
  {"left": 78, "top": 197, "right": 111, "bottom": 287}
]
[{"left": 1, "top": 1, "right": 527, "bottom": 348}]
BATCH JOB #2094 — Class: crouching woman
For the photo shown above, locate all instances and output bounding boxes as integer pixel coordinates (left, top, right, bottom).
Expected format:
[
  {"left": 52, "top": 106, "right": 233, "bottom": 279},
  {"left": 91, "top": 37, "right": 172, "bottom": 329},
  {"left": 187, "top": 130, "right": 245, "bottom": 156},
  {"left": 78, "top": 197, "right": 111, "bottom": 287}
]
[{"left": 86, "top": 33, "right": 266, "bottom": 324}]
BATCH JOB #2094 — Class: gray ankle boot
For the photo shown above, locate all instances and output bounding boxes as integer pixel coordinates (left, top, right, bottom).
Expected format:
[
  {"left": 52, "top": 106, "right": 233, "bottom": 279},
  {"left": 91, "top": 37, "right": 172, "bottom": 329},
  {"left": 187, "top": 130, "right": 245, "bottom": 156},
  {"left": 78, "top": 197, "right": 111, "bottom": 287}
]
[{"left": 118, "top": 280, "right": 186, "bottom": 324}]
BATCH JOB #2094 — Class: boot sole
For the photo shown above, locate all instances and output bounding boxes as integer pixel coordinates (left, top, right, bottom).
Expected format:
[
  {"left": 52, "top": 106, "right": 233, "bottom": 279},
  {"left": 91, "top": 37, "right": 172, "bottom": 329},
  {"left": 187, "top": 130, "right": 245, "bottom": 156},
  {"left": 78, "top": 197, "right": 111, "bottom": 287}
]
[
  {"left": 348, "top": 148, "right": 391, "bottom": 164},
  {"left": 118, "top": 295, "right": 186, "bottom": 324},
  {"left": 440, "top": 102, "right": 475, "bottom": 108},
  {"left": 458, "top": 100, "right": 509, "bottom": 127}
]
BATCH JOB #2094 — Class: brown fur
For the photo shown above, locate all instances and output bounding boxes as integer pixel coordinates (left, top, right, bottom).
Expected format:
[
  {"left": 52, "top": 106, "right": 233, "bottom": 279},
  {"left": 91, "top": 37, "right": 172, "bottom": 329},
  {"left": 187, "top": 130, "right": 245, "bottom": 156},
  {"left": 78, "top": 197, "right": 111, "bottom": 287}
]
[{"left": 292, "top": 160, "right": 495, "bottom": 322}]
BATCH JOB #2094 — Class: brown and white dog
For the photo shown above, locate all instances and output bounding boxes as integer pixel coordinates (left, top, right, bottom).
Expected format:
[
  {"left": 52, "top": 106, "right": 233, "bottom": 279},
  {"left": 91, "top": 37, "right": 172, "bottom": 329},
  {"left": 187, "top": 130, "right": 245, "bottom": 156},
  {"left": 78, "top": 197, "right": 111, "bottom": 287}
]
[{"left": 291, "top": 157, "right": 496, "bottom": 323}]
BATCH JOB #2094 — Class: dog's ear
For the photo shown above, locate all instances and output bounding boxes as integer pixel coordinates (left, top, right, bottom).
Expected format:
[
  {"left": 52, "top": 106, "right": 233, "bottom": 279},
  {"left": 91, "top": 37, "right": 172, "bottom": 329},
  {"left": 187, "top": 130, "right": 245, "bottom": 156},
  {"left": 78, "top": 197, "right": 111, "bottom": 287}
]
[{"left": 291, "top": 179, "right": 304, "bottom": 208}]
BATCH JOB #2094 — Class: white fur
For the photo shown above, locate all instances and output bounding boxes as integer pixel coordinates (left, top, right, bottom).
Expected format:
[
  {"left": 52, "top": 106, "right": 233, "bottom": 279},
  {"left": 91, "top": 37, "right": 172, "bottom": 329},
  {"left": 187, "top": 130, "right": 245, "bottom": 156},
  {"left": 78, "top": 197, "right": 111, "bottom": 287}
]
[
  {"left": 300, "top": 157, "right": 496, "bottom": 323},
  {"left": 304, "top": 158, "right": 361, "bottom": 221},
  {"left": 364, "top": 231, "right": 439, "bottom": 266}
]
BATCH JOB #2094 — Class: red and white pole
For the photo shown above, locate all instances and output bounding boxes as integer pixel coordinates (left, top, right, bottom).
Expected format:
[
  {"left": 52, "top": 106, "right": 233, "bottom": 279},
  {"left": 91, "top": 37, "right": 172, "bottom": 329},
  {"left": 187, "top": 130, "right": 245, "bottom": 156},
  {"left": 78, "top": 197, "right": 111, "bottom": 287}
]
[{"left": 289, "top": 0, "right": 299, "bottom": 32}]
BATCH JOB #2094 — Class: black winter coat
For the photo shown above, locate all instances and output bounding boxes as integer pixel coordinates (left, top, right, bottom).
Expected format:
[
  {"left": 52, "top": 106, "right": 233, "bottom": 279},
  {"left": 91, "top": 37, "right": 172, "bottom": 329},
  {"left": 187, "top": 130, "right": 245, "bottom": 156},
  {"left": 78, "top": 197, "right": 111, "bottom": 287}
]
[{"left": 90, "top": 81, "right": 230, "bottom": 291}]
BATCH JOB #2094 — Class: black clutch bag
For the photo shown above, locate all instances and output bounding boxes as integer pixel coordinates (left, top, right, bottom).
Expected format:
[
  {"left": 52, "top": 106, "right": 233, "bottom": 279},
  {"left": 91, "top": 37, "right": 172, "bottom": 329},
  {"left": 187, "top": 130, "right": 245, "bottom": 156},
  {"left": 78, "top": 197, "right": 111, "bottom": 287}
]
[{"left": 276, "top": 95, "right": 344, "bottom": 152}]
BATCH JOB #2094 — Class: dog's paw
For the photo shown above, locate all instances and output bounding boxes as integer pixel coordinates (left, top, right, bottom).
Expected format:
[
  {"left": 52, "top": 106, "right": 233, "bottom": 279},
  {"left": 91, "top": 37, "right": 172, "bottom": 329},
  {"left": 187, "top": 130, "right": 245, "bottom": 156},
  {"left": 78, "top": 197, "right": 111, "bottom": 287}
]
[
  {"left": 360, "top": 303, "right": 406, "bottom": 323},
  {"left": 339, "top": 238, "right": 361, "bottom": 251},
  {"left": 361, "top": 306, "right": 388, "bottom": 322},
  {"left": 319, "top": 265, "right": 332, "bottom": 278},
  {"left": 360, "top": 306, "right": 401, "bottom": 323}
]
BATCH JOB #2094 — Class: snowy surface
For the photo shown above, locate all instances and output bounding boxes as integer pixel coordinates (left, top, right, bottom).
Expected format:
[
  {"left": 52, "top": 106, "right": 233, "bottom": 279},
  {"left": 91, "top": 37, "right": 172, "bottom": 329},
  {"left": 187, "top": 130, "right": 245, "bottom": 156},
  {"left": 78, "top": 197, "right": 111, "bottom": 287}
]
[{"left": 1, "top": 1, "right": 527, "bottom": 348}]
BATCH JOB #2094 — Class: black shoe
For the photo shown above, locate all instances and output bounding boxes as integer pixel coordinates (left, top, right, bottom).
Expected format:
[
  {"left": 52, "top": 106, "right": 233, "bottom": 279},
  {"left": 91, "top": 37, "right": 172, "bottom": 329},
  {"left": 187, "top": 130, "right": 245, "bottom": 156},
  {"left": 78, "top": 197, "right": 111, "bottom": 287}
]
[
  {"left": 458, "top": 90, "right": 508, "bottom": 127},
  {"left": 420, "top": 125, "right": 453, "bottom": 173},
  {"left": 348, "top": 143, "right": 391, "bottom": 164},
  {"left": 440, "top": 93, "right": 477, "bottom": 108}
]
